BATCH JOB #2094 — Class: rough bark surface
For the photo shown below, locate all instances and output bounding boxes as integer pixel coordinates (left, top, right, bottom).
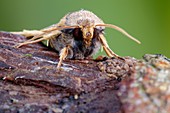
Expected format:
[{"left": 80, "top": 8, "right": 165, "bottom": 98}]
[{"left": 0, "top": 31, "right": 170, "bottom": 113}]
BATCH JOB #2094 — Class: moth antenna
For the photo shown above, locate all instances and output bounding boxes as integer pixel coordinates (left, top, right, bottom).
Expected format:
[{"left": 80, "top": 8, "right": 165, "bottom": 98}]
[
  {"left": 96, "top": 24, "right": 141, "bottom": 44},
  {"left": 28, "top": 25, "right": 79, "bottom": 42},
  {"left": 41, "top": 25, "right": 79, "bottom": 32}
]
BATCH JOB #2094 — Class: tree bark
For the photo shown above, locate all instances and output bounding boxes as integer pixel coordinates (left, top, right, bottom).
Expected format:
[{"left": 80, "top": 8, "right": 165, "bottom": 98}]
[{"left": 0, "top": 31, "right": 170, "bottom": 113}]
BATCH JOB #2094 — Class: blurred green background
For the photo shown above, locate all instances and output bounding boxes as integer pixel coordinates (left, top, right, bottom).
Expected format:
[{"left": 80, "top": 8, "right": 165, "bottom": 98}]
[{"left": 0, "top": 0, "right": 170, "bottom": 58}]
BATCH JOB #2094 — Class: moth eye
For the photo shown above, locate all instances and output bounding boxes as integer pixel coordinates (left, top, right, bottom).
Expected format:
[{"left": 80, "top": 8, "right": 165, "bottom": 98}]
[
  {"left": 93, "top": 28, "right": 98, "bottom": 38},
  {"left": 93, "top": 28, "right": 104, "bottom": 38},
  {"left": 73, "top": 28, "right": 82, "bottom": 40}
]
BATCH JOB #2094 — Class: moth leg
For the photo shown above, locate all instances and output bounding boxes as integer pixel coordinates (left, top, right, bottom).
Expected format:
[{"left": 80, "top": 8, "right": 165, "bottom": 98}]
[
  {"left": 99, "top": 34, "right": 119, "bottom": 58},
  {"left": 15, "top": 30, "right": 61, "bottom": 48},
  {"left": 57, "top": 46, "right": 70, "bottom": 69}
]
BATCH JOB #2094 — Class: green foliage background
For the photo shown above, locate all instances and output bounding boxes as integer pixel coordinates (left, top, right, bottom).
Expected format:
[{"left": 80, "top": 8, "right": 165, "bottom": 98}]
[{"left": 0, "top": 0, "right": 170, "bottom": 58}]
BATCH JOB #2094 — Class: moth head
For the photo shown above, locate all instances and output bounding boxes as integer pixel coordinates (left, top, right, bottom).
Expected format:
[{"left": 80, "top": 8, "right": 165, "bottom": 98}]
[{"left": 77, "top": 19, "right": 96, "bottom": 46}]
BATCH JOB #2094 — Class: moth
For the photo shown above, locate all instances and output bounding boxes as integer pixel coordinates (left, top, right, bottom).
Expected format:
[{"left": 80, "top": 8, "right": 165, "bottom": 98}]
[{"left": 12, "top": 10, "right": 141, "bottom": 69}]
